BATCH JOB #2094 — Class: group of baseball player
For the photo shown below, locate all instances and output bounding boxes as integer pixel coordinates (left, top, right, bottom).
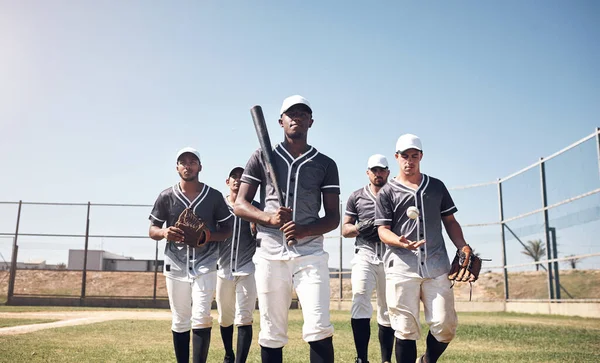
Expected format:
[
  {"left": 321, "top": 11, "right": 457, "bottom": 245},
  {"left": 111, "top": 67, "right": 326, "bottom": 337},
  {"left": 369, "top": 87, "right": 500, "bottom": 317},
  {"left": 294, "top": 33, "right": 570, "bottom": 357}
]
[{"left": 149, "top": 95, "right": 478, "bottom": 363}]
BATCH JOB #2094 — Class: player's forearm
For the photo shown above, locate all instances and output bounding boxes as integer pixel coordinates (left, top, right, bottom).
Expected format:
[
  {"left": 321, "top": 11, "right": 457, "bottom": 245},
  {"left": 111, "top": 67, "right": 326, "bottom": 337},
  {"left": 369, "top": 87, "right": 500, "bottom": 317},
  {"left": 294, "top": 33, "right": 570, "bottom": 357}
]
[
  {"left": 233, "top": 200, "right": 272, "bottom": 226},
  {"left": 302, "top": 214, "right": 340, "bottom": 237},
  {"left": 149, "top": 226, "right": 165, "bottom": 241},
  {"left": 377, "top": 226, "right": 401, "bottom": 247},
  {"left": 444, "top": 220, "right": 468, "bottom": 249},
  {"left": 208, "top": 230, "right": 232, "bottom": 242},
  {"left": 342, "top": 223, "right": 359, "bottom": 238}
]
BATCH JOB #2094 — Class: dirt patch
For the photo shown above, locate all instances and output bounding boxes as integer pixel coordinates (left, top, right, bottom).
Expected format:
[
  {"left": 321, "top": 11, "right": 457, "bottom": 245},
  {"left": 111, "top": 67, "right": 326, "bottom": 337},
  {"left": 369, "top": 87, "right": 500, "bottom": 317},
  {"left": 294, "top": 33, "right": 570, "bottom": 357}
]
[{"left": 0, "top": 310, "right": 176, "bottom": 335}]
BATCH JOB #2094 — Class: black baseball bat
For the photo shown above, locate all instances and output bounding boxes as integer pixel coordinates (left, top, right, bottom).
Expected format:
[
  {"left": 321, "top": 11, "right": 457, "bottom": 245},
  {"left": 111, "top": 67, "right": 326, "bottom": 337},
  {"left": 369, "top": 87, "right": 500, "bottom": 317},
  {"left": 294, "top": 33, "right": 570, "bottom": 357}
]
[{"left": 250, "top": 105, "right": 297, "bottom": 246}]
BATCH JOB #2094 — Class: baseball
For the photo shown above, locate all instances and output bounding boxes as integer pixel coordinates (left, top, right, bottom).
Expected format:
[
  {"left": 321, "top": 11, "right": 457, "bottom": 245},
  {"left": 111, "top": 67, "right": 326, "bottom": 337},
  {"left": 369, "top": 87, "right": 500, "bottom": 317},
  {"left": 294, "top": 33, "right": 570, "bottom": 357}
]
[{"left": 407, "top": 206, "right": 419, "bottom": 220}]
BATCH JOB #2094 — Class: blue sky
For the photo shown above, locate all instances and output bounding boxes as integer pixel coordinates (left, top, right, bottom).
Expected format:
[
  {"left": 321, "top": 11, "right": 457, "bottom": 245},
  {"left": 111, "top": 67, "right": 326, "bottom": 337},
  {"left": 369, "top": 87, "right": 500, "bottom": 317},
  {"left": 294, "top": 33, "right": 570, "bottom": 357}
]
[{"left": 0, "top": 1, "right": 598, "bottom": 271}]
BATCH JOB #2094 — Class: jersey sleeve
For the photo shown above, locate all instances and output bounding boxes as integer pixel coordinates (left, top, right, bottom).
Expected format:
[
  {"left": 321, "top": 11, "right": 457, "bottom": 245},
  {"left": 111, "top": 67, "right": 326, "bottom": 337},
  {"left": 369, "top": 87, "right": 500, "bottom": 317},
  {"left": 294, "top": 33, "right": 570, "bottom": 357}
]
[
  {"left": 149, "top": 192, "right": 168, "bottom": 227},
  {"left": 214, "top": 192, "right": 234, "bottom": 230},
  {"left": 375, "top": 187, "right": 393, "bottom": 226},
  {"left": 345, "top": 191, "right": 358, "bottom": 218},
  {"left": 321, "top": 159, "right": 340, "bottom": 194},
  {"left": 240, "top": 149, "right": 265, "bottom": 187},
  {"left": 440, "top": 182, "right": 458, "bottom": 217}
]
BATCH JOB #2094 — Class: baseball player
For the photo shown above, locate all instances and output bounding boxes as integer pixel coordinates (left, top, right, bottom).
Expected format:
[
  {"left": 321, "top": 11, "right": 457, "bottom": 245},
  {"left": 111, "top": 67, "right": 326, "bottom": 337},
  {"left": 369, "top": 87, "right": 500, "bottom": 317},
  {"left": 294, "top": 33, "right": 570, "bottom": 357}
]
[
  {"left": 342, "top": 154, "right": 394, "bottom": 363},
  {"left": 234, "top": 95, "right": 340, "bottom": 363},
  {"left": 149, "top": 147, "right": 233, "bottom": 363},
  {"left": 216, "top": 166, "right": 259, "bottom": 363},
  {"left": 375, "top": 134, "right": 472, "bottom": 363}
]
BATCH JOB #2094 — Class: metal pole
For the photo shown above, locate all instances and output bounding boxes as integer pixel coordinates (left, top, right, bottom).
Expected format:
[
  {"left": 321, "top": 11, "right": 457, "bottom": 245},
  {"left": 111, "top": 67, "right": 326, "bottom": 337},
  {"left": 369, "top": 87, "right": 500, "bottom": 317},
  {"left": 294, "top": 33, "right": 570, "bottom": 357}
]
[
  {"left": 80, "top": 202, "right": 91, "bottom": 302},
  {"left": 7, "top": 201, "right": 22, "bottom": 303},
  {"left": 338, "top": 201, "right": 343, "bottom": 310},
  {"left": 540, "top": 158, "right": 554, "bottom": 299},
  {"left": 596, "top": 127, "right": 600, "bottom": 180},
  {"left": 549, "top": 227, "right": 561, "bottom": 299},
  {"left": 153, "top": 240, "right": 159, "bottom": 301},
  {"left": 497, "top": 180, "right": 509, "bottom": 300}
]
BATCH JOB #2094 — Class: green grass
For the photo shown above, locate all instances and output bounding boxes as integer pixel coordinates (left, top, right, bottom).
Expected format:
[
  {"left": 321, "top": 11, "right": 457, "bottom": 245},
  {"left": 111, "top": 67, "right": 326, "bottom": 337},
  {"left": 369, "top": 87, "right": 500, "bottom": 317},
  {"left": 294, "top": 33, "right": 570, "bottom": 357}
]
[
  {"left": 0, "top": 310, "right": 598, "bottom": 362},
  {"left": 0, "top": 318, "right": 59, "bottom": 328}
]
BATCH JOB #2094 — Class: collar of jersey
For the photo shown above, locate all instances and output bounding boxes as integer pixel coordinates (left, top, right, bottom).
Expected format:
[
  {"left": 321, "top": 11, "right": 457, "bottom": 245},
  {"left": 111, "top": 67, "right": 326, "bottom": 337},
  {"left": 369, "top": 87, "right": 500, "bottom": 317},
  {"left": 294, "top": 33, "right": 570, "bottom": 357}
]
[
  {"left": 389, "top": 174, "right": 429, "bottom": 193},
  {"left": 172, "top": 183, "right": 209, "bottom": 212},
  {"left": 274, "top": 143, "right": 317, "bottom": 165}
]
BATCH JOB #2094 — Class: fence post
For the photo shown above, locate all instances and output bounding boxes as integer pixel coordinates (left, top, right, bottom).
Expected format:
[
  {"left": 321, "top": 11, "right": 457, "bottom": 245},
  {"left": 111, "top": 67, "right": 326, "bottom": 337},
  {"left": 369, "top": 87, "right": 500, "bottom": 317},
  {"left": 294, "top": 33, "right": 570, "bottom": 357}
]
[
  {"left": 596, "top": 127, "right": 600, "bottom": 180},
  {"left": 338, "top": 201, "right": 343, "bottom": 310},
  {"left": 549, "top": 227, "right": 560, "bottom": 299},
  {"left": 80, "top": 202, "right": 91, "bottom": 303},
  {"left": 153, "top": 240, "right": 159, "bottom": 301},
  {"left": 7, "top": 201, "right": 22, "bottom": 304},
  {"left": 497, "top": 180, "right": 509, "bottom": 300},
  {"left": 539, "top": 158, "right": 554, "bottom": 300}
]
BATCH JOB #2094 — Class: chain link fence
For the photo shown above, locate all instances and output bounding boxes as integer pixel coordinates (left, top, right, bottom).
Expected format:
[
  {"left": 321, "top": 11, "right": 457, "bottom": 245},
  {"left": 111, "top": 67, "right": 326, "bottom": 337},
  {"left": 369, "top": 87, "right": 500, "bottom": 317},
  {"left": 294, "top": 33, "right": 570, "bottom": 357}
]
[{"left": 0, "top": 128, "right": 598, "bottom": 307}]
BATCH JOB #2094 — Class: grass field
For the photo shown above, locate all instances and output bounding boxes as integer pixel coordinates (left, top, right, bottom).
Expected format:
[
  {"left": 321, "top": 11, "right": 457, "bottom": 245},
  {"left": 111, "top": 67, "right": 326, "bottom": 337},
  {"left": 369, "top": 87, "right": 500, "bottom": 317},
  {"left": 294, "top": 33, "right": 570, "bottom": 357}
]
[{"left": 0, "top": 309, "right": 598, "bottom": 362}]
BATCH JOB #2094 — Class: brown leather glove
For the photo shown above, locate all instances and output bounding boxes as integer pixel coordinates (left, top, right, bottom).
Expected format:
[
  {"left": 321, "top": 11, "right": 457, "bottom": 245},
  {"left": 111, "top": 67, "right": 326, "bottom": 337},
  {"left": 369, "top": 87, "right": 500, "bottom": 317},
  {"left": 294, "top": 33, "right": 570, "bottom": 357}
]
[
  {"left": 448, "top": 245, "right": 482, "bottom": 283},
  {"left": 175, "top": 208, "right": 211, "bottom": 248}
]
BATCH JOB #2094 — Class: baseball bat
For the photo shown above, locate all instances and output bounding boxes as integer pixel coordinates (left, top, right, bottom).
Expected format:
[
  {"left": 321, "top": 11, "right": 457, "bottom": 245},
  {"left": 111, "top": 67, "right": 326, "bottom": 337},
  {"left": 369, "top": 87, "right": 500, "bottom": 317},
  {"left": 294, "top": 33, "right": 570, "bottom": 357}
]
[{"left": 250, "top": 105, "right": 297, "bottom": 246}]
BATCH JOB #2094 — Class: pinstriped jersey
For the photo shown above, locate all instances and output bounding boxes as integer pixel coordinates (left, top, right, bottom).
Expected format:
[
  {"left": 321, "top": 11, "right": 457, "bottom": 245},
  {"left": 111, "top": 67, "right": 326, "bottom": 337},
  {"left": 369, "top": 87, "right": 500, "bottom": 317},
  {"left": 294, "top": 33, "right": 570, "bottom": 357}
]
[
  {"left": 240, "top": 144, "right": 340, "bottom": 260},
  {"left": 149, "top": 183, "right": 233, "bottom": 281},
  {"left": 374, "top": 174, "right": 457, "bottom": 279},
  {"left": 345, "top": 185, "right": 386, "bottom": 264},
  {"left": 217, "top": 198, "right": 259, "bottom": 279}
]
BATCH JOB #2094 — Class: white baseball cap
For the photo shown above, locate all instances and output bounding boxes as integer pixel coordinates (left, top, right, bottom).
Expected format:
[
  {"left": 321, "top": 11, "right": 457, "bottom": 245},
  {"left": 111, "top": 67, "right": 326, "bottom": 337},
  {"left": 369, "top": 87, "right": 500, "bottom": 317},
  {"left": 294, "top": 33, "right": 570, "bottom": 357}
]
[
  {"left": 367, "top": 154, "right": 388, "bottom": 169},
  {"left": 176, "top": 147, "right": 201, "bottom": 163},
  {"left": 395, "top": 134, "right": 423, "bottom": 153},
  {"left": 280, "top": 95, "right": 312, "bottom": 115}
]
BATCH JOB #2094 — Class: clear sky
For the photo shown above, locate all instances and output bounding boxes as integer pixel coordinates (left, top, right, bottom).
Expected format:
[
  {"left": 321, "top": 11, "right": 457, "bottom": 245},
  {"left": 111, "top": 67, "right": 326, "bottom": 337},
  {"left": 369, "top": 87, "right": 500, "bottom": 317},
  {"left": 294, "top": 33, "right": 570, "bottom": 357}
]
[{"left": 0, "top": 1, "right": 598, "bottom": 271}]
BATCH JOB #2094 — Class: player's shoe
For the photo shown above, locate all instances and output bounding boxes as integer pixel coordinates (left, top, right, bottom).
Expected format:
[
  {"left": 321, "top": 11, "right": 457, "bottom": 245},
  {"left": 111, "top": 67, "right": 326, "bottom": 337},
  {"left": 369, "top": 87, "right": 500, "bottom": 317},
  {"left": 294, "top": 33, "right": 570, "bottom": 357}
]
[{"left": 223, "top": 353, "right": 235, "bottom": 363}]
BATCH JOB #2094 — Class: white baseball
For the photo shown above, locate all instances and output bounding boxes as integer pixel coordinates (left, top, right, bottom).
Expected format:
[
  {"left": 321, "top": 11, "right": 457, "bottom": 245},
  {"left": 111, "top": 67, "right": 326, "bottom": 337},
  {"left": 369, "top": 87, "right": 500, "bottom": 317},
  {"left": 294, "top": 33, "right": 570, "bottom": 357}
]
[{"left": 407, "top": 206, "right": 419, "bottom": 220}]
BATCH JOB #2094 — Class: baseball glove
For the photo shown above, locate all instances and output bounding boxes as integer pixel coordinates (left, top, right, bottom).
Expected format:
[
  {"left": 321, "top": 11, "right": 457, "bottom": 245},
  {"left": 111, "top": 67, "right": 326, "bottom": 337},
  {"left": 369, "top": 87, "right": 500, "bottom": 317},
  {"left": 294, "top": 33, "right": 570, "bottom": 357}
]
[
  {"left": 448, "top": 245, "right": 482, "bottom": 283},
  {"left": 175, "top": 208, "right": 211, "bottom": 248},
  {"left": 356, "top": 218, "right": 378, "bottom": 240}
]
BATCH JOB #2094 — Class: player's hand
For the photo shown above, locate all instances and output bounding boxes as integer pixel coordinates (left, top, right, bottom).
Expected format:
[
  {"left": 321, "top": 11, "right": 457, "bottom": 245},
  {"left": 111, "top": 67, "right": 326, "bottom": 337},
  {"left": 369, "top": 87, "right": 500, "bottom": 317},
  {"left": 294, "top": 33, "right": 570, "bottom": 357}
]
[
  {"left": 280, "top": 221, "right": 308, "bottom": 241},
  {"left": 398, "top": 235, "right": 425, "bottom": 250},
  {"left": 250, "top": 222, "right": 258, "bottom": 239},
  {"left": 164, "top": 226, "right": 185, "bottom": 242},
  {"left": 267, "top": 207, "right": 293, "bottom": 227}
]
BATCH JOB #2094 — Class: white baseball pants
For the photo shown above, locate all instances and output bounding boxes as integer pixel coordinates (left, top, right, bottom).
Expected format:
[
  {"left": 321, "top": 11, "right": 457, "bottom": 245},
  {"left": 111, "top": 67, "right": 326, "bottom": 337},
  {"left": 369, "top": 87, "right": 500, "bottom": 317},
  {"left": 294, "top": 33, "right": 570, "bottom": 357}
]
[
  {"left": 253, "top": 253, "right": 334, "bottom": 348},
  {"left": 385, "top": 270, "right": 457, "bottom": 343},
  {"left": 216, "top": 273, "right": 258, "bottom": 327},
  {"left": 350, "top": 258, "right": 390, "bottom": 326},
  {"left": 165, "top": 272, "right": 217, "bottom": 332}
]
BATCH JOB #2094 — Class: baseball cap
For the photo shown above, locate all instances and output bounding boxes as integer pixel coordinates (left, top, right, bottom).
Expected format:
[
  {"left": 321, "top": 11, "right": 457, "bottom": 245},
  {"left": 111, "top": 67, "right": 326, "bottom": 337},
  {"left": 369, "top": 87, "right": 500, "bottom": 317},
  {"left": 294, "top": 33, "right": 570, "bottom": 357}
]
[
  {"left": 228, "top": 166, "right": 244, "bottom": 177},
  {"left": 395, "top": 134, "right": 423, "bottom": 153},
  {"left": 367, "top": 154, "right": 388, "bottom": 169},
  {"left": 280, "top": 95, "right": 312, "bottom": 115},
  {"left": 176, "top": 147, "right": 201, "bottom": 162}
]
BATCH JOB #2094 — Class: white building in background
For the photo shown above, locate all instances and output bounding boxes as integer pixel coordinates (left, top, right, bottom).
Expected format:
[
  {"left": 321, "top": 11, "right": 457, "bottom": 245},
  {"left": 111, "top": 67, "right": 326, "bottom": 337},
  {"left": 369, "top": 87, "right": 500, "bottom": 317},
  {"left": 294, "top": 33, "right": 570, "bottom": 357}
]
[
  {"left": 0, "top": 259, "right": 61, "bottom": 270},
  {"left": 67, "top": 249, "right": 162, "bottom": 272}
]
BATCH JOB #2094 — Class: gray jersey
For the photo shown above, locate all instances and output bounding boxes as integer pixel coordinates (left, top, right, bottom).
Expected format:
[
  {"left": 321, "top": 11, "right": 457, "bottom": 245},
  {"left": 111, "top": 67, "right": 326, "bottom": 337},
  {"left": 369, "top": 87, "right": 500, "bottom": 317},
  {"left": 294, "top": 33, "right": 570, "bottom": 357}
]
[
  {"left": 374, "top": 174, "right": 457, "bottom": 279},
  {"left": 149, "top": 183, "right": 233, "bottom": 281},
  {"left": 240, "top": 144, "right": 340, "bottom": 260},
  {"left": 218, "top": 198, "right": 259, "bottom": 279},
  {"left": 345, "top": 185, "right": 386, "bottom": 264}
]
